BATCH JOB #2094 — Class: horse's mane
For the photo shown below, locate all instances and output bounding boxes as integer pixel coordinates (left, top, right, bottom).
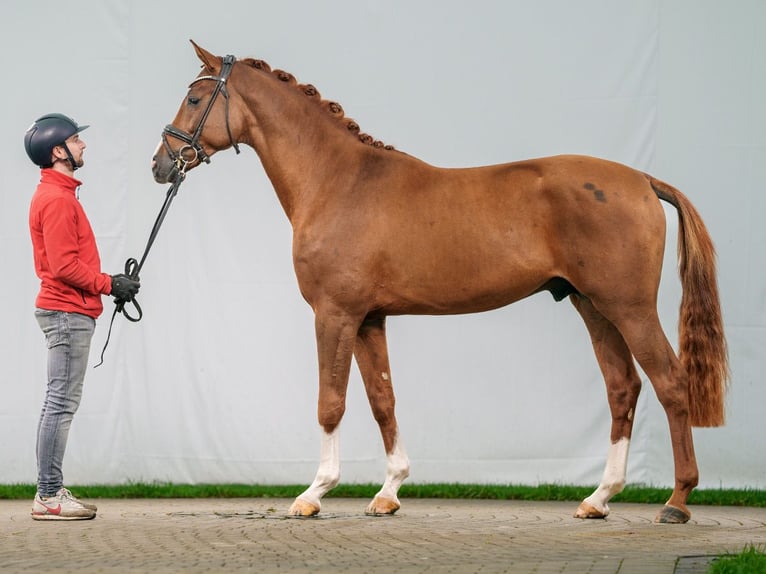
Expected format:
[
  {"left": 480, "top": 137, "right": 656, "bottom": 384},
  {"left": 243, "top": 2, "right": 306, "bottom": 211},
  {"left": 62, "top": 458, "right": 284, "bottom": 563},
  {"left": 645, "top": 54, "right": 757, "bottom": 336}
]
[{"left": 241, "top": 58, "right": 394, "bottom": 151}]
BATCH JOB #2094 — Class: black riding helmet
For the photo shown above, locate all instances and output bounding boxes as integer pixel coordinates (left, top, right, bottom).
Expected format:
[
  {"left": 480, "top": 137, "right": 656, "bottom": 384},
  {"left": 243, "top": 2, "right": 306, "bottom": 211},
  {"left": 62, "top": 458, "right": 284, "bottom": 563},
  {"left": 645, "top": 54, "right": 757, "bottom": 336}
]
[{"left": 24, "top": 113, "right": 89, "bottom": 170}]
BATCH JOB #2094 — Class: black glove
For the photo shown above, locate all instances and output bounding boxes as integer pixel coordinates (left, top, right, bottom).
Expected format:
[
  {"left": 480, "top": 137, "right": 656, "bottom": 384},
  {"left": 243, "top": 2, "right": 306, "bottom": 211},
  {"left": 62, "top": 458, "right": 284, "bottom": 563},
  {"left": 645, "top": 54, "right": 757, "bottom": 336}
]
[{"left": 111, "top": 274, "right": 140, "bottom": 302}]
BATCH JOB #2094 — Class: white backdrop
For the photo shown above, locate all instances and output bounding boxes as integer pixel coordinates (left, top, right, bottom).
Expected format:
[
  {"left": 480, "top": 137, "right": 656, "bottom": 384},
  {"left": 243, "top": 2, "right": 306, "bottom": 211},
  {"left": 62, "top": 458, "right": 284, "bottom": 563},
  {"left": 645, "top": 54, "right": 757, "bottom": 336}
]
[{"left": 1, "top": 0, "right": 763, "bottom": 489}]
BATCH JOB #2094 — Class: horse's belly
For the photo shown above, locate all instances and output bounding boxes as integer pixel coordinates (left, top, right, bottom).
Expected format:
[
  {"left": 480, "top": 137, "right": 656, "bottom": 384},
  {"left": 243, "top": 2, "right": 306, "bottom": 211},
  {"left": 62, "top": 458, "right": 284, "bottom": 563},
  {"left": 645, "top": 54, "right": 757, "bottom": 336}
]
[{"left": 378, "top": 266, "right": 550, "bottom": 316}]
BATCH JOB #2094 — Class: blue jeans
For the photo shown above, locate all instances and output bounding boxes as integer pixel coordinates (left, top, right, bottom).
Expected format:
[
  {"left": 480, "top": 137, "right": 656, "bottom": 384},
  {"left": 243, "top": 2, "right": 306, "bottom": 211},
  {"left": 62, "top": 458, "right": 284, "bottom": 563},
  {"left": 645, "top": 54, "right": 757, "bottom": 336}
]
[{"left": 34, "top": 309, "right": 95, "bottom": 497}]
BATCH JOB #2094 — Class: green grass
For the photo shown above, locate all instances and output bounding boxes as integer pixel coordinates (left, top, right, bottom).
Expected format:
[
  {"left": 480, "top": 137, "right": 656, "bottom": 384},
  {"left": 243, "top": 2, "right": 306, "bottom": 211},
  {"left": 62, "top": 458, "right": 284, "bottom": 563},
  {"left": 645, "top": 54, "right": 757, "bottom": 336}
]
[
  {"left": 708, "top": 544, "right": 766, "bottom": 574},
  {"left": 1, "top": 482, "right": 764, "bottom": 506}
]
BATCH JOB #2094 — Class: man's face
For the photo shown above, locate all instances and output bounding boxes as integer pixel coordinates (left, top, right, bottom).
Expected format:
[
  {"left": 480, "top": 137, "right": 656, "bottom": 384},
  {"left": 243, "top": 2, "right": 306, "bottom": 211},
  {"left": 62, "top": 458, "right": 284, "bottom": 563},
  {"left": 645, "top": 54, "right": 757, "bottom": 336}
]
[{"left": 55, "top": 133, "right": 86, "bottom": 168}]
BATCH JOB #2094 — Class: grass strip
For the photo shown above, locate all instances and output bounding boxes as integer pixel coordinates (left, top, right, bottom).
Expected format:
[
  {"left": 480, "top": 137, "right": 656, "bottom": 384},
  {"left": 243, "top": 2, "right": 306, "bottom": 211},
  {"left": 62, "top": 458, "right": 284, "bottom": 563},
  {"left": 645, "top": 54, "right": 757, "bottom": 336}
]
[
  {"left": 708, "top": 544, "right": 766, "bottom": 573},
  {"left": 1, "top": 483, "right": 764, "bottom": 506}
]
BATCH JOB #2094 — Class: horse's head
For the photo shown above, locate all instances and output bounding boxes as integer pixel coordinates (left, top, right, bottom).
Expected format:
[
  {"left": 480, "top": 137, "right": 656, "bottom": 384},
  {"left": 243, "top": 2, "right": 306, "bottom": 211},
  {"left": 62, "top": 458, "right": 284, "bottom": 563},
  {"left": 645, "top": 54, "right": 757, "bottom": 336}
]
[{"left": 152, "top": 41, "right": 242, "bottom": 184}]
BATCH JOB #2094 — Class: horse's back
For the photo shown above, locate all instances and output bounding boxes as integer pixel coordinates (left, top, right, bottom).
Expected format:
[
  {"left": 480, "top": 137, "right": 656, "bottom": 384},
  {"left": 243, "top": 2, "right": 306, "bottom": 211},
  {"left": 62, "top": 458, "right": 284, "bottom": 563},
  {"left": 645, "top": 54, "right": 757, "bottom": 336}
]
[{"left": 388, "top": 152, "right": 667, "bottom": 278}]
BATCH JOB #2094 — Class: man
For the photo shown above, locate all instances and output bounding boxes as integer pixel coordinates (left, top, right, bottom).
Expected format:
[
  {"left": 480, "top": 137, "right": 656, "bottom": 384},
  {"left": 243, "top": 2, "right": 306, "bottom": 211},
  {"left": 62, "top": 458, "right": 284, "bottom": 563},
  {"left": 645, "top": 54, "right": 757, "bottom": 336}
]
[{"left": 25, "top": 113, "right": 140, "bottom": 520}]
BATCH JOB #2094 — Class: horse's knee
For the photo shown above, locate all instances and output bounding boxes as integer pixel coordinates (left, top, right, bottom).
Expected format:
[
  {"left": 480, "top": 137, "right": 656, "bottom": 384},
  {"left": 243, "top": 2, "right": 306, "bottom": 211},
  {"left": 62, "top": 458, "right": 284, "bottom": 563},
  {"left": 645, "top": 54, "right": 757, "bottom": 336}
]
[
  {"left": 370, "top": 402, "right": 396, "bottom": 427},
  {"left": 318, "top": 400, "right": 346, "bottom": 431},
  {"left": 607, "top": 382, "right": 640, "bottom": 415}
]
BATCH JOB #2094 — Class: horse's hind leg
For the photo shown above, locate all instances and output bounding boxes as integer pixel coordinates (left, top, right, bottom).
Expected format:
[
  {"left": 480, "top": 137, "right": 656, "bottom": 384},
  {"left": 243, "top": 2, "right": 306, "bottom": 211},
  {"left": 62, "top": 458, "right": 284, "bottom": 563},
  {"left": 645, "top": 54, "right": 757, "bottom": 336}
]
[
  {"left": 571, "top": 295, "right": 643, "bottom": 519},
  {"left": 611, "top": 311, "right": 698, "bottom": 523},
  {"left": 353, "top": 316, "right": 410, "bottom": 515}
]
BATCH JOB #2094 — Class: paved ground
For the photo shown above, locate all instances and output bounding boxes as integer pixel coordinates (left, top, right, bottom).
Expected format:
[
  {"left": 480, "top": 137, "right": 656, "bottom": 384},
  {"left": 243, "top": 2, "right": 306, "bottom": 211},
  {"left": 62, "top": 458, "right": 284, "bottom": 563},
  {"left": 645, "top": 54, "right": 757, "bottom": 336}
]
[{"left": 0, "top": 498, "right": 764, "bottom": 573}]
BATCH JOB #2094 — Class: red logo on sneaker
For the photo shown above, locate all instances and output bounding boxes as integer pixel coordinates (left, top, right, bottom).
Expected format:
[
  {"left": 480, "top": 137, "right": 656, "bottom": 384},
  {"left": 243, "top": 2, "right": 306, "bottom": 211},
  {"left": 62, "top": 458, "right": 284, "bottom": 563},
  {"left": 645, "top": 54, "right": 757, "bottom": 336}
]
[{"left": 39, "top": 502, "right": 62, "bottom": 515}]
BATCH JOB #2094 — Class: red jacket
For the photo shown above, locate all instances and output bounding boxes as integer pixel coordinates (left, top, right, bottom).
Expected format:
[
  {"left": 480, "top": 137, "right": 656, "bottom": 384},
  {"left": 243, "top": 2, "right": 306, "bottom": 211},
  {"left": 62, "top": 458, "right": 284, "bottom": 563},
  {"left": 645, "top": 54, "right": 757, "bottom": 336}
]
[{"left": 29, "top": 169, "right": 112, "bottom": 318}]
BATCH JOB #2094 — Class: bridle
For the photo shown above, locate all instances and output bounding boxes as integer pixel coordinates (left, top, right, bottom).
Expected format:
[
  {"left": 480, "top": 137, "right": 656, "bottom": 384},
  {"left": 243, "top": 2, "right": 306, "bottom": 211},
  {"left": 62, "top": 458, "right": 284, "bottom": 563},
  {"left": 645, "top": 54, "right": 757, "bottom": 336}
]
[
  {"left": 96, "top": 54, "right": 242, "bottom": 367},
  {"left": 161, "top": 54, "right": 241, "bottom": 173}
]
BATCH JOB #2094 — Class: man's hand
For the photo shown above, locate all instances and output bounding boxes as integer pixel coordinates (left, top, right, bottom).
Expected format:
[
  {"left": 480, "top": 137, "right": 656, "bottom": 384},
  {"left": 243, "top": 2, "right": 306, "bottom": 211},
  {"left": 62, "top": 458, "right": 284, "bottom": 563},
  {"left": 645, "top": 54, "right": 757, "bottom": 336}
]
[{"left": 110, "top": 274, "right": 140, "bottom": 302}]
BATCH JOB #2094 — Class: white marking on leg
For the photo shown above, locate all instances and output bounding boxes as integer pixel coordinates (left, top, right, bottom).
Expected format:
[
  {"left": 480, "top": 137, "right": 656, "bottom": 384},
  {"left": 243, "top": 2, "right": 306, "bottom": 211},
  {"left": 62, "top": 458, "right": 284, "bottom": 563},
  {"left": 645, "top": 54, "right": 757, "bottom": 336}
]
[
  {"left": 583, "top": 437, "right": 630, "bottom": 515},
  {"left": 373, "top": 433, "right": 410, "bottom": 503},
  {"left": 296, "top": 427, "right": 341, "bottom": 509}
]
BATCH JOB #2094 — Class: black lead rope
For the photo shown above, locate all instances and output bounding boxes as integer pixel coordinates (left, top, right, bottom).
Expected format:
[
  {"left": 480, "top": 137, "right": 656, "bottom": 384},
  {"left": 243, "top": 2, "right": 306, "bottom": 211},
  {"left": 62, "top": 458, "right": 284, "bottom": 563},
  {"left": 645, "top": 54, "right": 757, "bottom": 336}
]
[{"left": 94, "top": 172, "right": 186, "bottom": 367}]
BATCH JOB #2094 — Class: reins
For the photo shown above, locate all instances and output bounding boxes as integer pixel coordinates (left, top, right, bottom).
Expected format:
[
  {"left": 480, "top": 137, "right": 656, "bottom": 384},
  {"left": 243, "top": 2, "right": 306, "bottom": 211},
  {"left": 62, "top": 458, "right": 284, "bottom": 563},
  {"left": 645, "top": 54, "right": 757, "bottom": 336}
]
[
  {"left": 94, "top": 170, "right": 185, "bottom": 368},
  {"left": 95, "top": 54, "right": 239, "bottom": 367}
]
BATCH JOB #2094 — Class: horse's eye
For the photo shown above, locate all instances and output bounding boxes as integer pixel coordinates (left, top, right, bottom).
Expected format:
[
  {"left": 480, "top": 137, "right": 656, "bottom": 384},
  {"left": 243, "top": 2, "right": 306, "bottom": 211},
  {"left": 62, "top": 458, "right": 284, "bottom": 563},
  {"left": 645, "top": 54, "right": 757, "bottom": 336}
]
[{"left": 187, "top": 96, "right": 201, "bottom": 106}]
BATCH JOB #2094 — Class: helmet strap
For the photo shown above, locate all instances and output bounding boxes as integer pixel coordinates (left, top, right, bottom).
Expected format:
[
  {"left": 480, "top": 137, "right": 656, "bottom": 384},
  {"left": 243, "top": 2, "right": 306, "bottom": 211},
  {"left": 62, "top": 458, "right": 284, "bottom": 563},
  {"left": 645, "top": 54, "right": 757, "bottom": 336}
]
[{"left": 54, "top": 143, "right": 79, "bottom": 172}]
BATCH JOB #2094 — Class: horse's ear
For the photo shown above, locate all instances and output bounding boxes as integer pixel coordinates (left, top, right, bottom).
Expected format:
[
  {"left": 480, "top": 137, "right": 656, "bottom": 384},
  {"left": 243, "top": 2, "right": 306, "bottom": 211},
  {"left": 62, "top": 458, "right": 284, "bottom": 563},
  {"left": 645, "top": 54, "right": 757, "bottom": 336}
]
[{"left": 190, "top": 39, "right": 221, "bottom": 74}]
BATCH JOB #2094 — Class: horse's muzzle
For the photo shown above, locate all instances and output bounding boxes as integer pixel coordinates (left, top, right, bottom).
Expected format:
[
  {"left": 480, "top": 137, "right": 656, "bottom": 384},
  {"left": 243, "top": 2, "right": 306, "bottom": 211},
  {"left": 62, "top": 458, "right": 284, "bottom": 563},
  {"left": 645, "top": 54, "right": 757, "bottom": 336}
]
[{"left": 151, "top": 153, "right": 177, "bottom": 184}]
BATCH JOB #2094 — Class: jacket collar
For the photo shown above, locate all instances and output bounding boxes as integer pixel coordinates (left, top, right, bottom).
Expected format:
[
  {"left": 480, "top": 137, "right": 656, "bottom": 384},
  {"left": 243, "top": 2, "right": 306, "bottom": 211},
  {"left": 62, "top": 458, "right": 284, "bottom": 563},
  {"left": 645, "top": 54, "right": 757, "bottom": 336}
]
[{"left": 40, "top": 168, "right": 83, "bottom": 193}]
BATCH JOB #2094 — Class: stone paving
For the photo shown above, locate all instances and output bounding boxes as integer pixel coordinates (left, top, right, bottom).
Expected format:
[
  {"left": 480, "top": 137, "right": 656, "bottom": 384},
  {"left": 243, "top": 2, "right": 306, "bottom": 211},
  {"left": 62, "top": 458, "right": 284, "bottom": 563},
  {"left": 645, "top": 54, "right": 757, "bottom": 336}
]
[{"left": 0, "top": 498, "right": 764, "bottom": 573}]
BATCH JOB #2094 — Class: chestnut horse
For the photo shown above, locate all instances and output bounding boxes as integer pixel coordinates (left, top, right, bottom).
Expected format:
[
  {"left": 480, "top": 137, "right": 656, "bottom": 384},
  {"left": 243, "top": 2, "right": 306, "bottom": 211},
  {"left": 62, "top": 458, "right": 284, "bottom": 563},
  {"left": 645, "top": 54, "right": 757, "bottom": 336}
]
[{"left": 152, "top": 42, "right": 728, "bottom": 524}]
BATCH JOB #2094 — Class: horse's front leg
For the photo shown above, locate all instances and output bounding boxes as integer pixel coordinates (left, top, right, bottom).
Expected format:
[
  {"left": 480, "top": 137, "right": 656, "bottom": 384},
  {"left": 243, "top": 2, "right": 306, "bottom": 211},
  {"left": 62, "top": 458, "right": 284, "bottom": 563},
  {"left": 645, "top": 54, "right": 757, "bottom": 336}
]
[
  {"left": 288, "top": 309, "right": 360, "bottom": 517},
  {"left": 353, "top": 316, "right": 410, "bottom": 515}
]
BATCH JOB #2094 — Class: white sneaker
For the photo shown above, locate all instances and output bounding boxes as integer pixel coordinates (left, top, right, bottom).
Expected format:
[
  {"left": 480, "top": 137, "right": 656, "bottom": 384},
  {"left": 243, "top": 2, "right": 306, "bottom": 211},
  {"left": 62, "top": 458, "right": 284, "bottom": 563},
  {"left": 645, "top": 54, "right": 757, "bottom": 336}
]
[
  {"left": 58, "top": 488, "right": 98, "bottom": 512},
  {"left": 32, "top": 488, "right": 96, "bottom": 520}
]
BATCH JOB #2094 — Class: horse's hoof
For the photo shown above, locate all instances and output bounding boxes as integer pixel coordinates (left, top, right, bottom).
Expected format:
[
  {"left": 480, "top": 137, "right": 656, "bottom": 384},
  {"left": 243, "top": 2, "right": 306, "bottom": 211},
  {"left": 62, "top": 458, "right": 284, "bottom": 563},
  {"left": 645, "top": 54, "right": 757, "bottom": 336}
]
[
  {"left": 365, "top": 496, "right": 400, "bottom": 516},
  {"left": 573, "top": 501, "right": 608, "bottom": 519},
  {"left": 288, "top": 498, "right": 320, "bottom": 517},
  {"left": 655, "top": 505, "right": 690, "bottom": 524}
]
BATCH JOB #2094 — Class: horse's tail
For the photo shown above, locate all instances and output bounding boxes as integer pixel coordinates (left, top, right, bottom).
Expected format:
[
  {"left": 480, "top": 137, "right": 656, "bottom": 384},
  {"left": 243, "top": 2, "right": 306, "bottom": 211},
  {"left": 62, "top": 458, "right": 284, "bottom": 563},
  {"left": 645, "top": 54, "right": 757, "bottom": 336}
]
[{"left": 646, "top": 174, "right": 729, "bottom": 427}]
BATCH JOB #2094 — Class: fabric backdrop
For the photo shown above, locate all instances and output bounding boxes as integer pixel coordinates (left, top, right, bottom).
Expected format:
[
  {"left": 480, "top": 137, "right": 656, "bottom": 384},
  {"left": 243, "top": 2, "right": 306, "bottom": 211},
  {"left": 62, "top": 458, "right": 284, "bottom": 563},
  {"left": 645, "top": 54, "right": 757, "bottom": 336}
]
[{"left": 1, "top": 0, "right": 763, "bottom": 489}]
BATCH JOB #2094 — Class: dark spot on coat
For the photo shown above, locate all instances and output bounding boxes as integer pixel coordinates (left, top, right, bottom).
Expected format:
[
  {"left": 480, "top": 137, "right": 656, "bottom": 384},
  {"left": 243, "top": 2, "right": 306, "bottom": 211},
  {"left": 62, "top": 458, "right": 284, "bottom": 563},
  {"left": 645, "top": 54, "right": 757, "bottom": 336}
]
[
  {"left": 584, "top": 183, "right": 607, "bottom": 202},
  {"left": 593, "top": 189, "right": 606, "bottom": 203}
]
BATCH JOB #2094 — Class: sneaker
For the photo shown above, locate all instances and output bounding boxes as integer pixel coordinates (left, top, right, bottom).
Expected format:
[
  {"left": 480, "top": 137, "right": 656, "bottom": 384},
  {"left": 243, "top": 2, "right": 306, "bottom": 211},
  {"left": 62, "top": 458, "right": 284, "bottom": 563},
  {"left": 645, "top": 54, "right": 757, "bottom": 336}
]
[
  {"left": 58, "top": 488, "right": 98, "bottom": 512},
  {"left": 32, "top": 488, "right": 96, "bottom": 520}
]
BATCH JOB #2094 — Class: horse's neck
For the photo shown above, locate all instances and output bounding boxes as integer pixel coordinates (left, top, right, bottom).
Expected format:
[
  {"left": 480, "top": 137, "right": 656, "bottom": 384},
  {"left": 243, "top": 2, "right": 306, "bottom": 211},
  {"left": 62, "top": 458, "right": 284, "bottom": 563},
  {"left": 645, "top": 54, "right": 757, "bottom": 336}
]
[{"left": 239, "top": 73, "right": 359, "bottom": 224}]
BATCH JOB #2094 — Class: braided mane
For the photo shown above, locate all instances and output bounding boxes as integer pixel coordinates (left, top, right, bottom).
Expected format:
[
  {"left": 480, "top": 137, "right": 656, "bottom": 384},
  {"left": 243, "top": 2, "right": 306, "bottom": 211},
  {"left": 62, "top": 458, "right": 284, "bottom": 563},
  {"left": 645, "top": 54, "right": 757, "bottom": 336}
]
[{"left": 241, "top": 58, "right": 394, "bottom": 151}]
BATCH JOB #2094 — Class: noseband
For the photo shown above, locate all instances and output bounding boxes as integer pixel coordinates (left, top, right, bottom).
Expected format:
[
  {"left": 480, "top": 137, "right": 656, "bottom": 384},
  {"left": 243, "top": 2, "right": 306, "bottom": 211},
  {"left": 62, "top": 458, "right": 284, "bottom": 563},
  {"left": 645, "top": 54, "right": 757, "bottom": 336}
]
[{"left": 161, "top": 54, "right": 241, "bottom": 172}]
